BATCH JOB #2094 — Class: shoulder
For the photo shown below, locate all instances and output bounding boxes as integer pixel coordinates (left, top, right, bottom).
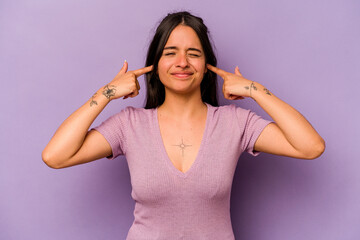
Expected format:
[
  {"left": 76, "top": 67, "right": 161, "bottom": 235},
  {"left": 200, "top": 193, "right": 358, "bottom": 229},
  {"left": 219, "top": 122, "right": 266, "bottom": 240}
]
[
  {"left": 113, "top": 106, "right": 155, "bottom": 124},
  {"left": 209, "top": 103, "right": 251, "bottom": 117},
  {"left": 120, "top": 105, "right": 151, "bottom": 116},
  {"left": 208, "top": 104, "right": 265, "bottom": 128}
]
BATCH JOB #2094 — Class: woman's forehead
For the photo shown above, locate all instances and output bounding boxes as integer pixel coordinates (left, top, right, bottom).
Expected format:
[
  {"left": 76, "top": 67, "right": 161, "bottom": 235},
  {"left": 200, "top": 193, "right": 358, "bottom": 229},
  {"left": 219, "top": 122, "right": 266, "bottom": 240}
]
[{"left": 164, "top": 25, "right": 203, "bottom": 50}]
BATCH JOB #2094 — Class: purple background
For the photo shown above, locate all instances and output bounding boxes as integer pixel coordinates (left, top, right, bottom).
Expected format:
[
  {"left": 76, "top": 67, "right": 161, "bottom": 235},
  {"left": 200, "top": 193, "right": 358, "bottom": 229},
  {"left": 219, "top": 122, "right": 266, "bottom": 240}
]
[{"left": 1, "top": 0, "right": 359, "bottom": 239}]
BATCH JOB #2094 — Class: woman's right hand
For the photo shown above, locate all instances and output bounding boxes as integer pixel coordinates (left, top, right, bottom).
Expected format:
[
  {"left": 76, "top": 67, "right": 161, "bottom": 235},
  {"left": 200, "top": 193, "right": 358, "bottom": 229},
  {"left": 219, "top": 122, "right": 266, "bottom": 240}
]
[
  {"left": 103, "top": 61, "right": 153, "bottom": 101},
  {"left": 42, "top": 61, "right": 153, "bottom": 169}
]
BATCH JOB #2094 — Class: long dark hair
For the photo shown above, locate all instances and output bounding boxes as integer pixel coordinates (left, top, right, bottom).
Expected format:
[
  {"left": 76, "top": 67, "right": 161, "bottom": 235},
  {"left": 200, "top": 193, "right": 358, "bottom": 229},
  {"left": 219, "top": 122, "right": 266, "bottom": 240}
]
[{"left": 144, "top": 11, "right": 218, "bottom": 109}]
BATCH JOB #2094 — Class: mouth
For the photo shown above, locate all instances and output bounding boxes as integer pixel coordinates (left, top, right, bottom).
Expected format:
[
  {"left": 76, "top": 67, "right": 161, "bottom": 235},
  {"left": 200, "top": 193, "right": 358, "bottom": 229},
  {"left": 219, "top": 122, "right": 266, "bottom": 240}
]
[{"left": 170, "top": 72, "right": 194, "bottom": 79}]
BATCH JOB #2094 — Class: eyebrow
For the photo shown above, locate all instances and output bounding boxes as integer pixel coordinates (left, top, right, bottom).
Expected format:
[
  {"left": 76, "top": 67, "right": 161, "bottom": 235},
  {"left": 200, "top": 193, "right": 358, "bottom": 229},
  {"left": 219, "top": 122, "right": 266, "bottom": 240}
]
[{"left": 163, "top": 46, "right": 202, "bottom": 53}]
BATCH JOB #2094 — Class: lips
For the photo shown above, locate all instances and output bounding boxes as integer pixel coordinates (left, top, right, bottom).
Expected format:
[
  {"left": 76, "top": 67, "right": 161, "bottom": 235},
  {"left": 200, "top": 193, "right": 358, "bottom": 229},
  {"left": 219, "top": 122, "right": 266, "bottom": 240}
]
[{"left": 170, "top": 72, "right": 194, "bottom": 79}]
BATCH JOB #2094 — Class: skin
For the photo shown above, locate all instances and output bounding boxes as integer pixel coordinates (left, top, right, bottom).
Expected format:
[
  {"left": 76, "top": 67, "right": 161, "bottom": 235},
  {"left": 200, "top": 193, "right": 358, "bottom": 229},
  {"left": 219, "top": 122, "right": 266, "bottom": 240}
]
[
  {"left": 155, "top": 25, "right": 209, "bottom": 121},
  {"left": 157, "top": 25, "right": 207, "bottom": 97},
  {"left": 206, "top": 64, "right": 325, "bottom": 159},
  {"left": 155, "top": 25, "right": 210, "bottom": 172},
  {"left": 42, "top": 24, "right": 325, "bottom": 169},
  {"left": 42, "top": 62, "right": 153, "bottom": 169}
]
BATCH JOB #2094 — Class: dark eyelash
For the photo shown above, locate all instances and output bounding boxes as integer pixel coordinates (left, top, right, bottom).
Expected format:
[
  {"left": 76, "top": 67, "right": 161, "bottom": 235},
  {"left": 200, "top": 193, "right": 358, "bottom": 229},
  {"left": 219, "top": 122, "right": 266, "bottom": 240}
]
[{"left": 163, "top": 52, "right": 200, "bottom": 57}]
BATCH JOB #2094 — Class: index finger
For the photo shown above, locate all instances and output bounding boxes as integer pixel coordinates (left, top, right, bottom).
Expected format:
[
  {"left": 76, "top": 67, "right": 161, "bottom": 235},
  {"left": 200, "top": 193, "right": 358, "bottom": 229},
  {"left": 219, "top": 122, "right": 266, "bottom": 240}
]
[
  {"left": 207, "top": 64, "right": 228, "bottom": 78},
  {"left": 133, "top": 65, "right": 154, "bottom": 77}
]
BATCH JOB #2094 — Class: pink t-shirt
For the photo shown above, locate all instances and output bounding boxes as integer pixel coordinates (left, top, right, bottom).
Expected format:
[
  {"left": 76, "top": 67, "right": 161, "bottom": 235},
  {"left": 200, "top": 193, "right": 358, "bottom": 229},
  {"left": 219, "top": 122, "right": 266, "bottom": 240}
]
[{"left": 93, "top": 103, "right": 271, "bottom": 239}]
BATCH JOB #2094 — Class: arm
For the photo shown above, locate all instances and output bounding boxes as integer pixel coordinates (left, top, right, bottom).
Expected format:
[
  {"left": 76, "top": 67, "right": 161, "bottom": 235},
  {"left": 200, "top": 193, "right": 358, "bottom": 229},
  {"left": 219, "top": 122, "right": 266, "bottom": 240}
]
[
  {"left": 42, "top": 61, "right": 153, "bottom": 169},
  {"left": 207, "top": 64, "right": 325, "bottom": 159},
  {"left": 250, "top": 83, "right": 325, "bottom": 159}
]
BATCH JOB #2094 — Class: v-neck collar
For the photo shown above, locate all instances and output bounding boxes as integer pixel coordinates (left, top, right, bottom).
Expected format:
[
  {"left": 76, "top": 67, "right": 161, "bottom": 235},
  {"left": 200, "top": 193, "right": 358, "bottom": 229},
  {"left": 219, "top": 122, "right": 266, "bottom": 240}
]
[{"left": 154, "top": 102, "right": 212, "bottom": 178}]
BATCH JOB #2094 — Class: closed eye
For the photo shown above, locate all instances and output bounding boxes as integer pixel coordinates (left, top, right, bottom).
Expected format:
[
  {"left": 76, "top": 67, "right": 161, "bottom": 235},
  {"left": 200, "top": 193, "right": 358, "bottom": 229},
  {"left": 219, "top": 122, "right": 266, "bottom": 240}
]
[
  {"left": 164, "top": 52, "right": 175, "bottom": 56},
  {"left": 188, "top": 54, "right": 200, "bottom": 57}
]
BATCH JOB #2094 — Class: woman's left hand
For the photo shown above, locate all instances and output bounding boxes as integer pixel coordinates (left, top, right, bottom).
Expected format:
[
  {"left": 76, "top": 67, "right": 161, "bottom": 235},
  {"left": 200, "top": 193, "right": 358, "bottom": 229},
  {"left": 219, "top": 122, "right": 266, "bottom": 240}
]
[
  {"left": 208, "top": 64, "right": 325, "bottom": 159},
  {"left": 207, "top": 64, "right": 254, "bottom": 100}
]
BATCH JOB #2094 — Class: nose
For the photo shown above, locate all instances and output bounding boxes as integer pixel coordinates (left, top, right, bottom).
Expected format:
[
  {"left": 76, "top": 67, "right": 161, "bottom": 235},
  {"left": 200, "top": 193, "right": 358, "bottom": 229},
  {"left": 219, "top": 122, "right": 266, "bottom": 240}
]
[{"left": 175, "top": 53, "right": 189, "bottom": 68}]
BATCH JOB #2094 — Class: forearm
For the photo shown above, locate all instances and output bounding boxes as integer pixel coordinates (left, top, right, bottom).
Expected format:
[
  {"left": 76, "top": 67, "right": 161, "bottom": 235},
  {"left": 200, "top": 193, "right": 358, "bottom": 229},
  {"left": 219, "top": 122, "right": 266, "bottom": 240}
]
[
  {"left": 251, "top": 82, "right": 325, "bottom": 155},
  {"left": 42, "top": 86, "right": 110, "bottom": 163}
]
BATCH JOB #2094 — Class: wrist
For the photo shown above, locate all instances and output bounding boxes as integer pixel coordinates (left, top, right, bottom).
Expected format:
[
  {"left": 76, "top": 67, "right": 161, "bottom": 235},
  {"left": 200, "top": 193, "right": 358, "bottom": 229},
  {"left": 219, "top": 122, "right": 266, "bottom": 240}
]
[
  {"left": 100, "top": 84, "right": 117, "bottom": 101},
  {"left": 89, "top": 87, "right": 111, "bottom": 107},
  {"left": 247, "top": 81, "right": 260, "bottom": 99},
  {"left": 250, "top": 82, "right": 273, "bottom": 101}
]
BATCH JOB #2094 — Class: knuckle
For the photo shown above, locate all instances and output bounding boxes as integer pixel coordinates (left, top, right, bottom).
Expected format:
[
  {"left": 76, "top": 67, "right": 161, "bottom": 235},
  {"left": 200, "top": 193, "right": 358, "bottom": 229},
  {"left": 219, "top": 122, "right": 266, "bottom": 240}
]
[{"left": 127, "top": 72, "right": 135, "bottom": 78}]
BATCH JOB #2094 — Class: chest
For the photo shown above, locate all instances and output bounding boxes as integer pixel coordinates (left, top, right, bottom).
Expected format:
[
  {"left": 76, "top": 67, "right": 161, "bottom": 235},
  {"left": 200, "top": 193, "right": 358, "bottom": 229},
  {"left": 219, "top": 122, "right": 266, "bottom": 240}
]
[
  {"left": 122, "top": 108, "right": 243, "bottom": 203},
  {"left": 158, "top": 117, "right": 206, "bottom": 174}
]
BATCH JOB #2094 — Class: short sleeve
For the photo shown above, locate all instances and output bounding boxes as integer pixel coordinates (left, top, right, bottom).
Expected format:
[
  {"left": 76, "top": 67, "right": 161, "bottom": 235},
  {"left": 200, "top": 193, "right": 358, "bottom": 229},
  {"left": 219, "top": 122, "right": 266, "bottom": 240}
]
[
  {"left": 91, "top": 111, "right": 126, "bottom": 160},
  {"left": 235, "top": 106, "right": 272, "bottom": 156}
]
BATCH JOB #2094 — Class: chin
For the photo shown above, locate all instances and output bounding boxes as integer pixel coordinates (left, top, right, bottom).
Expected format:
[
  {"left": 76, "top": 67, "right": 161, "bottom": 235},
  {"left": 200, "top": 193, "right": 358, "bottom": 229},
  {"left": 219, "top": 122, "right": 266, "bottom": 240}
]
[
  {"left": 160, "top": 74, "right": 203, "bottom": 93},
  {"left": 165, "top": 83, "right": 202, "bottom": 95}
]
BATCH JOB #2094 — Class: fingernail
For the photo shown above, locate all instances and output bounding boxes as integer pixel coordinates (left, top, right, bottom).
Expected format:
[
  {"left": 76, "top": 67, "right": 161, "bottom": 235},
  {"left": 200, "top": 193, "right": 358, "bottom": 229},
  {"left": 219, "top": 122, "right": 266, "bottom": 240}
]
[{"left": 124, "top": 60, "right": 127, "bottom": 63}]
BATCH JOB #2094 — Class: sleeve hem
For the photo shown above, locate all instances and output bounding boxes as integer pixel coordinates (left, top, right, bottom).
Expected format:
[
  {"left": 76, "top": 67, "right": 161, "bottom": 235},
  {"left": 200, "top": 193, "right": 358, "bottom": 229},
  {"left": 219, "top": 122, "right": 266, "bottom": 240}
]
[
  {"left": 247, "top": 121, "right": 273, "bottom": 156},
  {"left": 91, "top": 127, "right": 118, "bottom": 160}
]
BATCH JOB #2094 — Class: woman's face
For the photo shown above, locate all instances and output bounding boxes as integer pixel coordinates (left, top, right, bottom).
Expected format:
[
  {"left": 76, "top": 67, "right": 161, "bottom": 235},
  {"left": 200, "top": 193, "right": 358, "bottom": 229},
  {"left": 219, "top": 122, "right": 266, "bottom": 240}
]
[{"left": 157, "top": 25, "right": 207, "bottom": 95}]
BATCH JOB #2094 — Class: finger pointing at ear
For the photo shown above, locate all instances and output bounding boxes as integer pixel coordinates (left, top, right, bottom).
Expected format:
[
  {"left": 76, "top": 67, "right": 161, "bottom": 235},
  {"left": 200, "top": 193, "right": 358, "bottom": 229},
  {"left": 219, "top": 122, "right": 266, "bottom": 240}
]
[
  {"left": 133, "top": 65, "right": 154, "bottom": 77},
  {"left": 103, "top": 62, "right": 154, "bottom": 101},
  {"left": 207, "top": 64, "right": 228, "bottom": 78},
  {"left": 133, "top": 65, "right": 153, "bottom": 92},
  {"left": 207, "top": 63, "right": 254, "bottom": 100}
]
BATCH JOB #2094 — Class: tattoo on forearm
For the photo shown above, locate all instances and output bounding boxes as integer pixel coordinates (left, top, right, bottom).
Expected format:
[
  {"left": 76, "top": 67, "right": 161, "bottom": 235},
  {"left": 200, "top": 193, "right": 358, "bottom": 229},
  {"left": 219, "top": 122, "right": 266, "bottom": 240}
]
[
  {"left": 90, "top": 93, "right": 98, "bottom": 107},
  {"left": 244, "top": 82, "right": 257, "bottom": 97},
  {"left": 264, "top": 88, "right": 272, "bottom": 96},
  {"left": 173, "top": 137, "right": 192, "bottom": 158},
  {"left": 102, "top": 85, "right": 116, "bottom": 99},
  {"left": 250, "top": 82, "right": 257, "bottom": 91}
]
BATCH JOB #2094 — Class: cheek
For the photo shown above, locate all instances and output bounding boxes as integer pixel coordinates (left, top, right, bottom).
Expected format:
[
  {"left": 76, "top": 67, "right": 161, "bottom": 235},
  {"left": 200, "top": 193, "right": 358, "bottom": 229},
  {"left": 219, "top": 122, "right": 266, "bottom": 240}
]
[
  {"left": 157, "top": 60, "right": 173, "bottom": 84},
  {"left": 157, "top": 58, "right": 172, "bottom": 75},
  {"left": 190, "top": 59, "right": 206, "bottom": 75}
]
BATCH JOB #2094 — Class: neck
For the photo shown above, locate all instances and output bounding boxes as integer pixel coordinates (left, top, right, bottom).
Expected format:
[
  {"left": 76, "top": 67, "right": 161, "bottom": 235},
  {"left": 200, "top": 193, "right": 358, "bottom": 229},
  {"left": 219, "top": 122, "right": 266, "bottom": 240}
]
[{"left": 158, "top": 90, "right": 207, "bottom": 119}]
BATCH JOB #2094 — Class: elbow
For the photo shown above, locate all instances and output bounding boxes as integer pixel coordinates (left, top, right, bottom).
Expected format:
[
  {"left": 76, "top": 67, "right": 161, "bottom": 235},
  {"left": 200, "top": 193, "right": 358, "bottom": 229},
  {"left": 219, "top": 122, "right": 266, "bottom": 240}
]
[
  {"left": 303, "top": 138, "right": 326, "bottom": 160},
  {"left": 42, "top": 150, "right": 63, "bottom": 169}
]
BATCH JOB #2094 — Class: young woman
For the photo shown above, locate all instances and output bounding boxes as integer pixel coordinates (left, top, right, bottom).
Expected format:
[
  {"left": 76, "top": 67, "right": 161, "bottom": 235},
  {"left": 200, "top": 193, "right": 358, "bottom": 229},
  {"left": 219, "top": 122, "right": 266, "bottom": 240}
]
[{"left": 42, "top": 11, "right": 325, "bottom": 240}]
